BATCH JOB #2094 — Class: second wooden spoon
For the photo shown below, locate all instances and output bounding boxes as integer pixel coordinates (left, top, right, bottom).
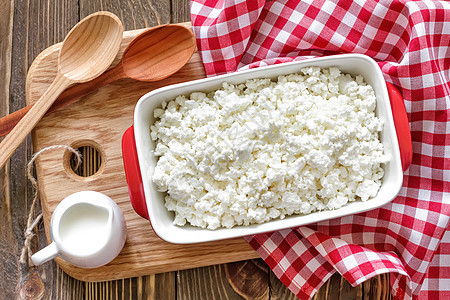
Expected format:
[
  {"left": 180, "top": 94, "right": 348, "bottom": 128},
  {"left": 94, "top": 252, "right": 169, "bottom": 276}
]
[{"left": 0, "top": 24, "right": 196, "bottom": 137}]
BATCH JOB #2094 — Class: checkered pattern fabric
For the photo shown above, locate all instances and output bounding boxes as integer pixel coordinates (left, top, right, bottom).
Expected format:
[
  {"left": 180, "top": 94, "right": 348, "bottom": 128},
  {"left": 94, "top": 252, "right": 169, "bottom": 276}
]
[{"left": 191, "top": 0, "right": 450, "bottom": 299}]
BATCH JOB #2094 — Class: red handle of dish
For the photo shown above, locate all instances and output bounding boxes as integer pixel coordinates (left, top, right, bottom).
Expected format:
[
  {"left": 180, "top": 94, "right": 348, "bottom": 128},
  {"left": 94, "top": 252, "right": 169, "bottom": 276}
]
[
  {"left": 122, "top": 126, "right": 149, "bottom": 220},
  {"left": 386, "top": 81, "right": 413, "bottom": 172}
]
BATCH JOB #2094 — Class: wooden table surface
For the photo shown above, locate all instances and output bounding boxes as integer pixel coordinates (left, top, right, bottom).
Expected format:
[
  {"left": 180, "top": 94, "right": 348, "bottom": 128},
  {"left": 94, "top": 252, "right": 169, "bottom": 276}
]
[{"left": 0, "top": 1, "right": 391, "bottom": 299}]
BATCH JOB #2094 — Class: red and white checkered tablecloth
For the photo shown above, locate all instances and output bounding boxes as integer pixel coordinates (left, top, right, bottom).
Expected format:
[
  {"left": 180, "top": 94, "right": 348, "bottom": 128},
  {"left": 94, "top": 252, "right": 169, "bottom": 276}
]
[{"left": 190, "top": 0, "right": 450, "bottom": 299}]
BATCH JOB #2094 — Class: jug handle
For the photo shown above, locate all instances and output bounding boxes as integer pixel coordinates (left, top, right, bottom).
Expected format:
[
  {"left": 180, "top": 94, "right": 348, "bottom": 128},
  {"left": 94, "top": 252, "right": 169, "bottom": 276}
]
[{"left": 31, "top": 242, "right": 59, "bottom": 266}]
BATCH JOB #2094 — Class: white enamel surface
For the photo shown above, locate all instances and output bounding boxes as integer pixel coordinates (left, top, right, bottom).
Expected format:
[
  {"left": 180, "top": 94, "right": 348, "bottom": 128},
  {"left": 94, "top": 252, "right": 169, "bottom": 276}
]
[{"left": 133, "top": 54, "right": 403, "bottom": 244}]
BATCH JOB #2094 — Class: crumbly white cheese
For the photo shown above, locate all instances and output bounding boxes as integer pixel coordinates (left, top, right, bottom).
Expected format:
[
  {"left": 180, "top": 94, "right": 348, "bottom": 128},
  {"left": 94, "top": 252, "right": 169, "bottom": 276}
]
[{"left": 150, "top": 67, "right": 389, "bottom": 229}]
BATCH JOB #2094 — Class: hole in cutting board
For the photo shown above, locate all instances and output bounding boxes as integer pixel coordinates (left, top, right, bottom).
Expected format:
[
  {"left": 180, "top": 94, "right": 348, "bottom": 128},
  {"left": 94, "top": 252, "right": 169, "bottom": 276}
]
[
  {"left": 63, "top": 141, "right": 105, "bottom": 180},
  {"left": 70, "top": 145, "right": 102, "bottom": 177}
]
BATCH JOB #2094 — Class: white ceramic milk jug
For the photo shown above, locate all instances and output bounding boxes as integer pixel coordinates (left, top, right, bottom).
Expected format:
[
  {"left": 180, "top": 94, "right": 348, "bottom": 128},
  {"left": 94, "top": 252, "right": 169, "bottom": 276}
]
[{"left": 32, "top": 191, "right": 127, "bottom": 268}]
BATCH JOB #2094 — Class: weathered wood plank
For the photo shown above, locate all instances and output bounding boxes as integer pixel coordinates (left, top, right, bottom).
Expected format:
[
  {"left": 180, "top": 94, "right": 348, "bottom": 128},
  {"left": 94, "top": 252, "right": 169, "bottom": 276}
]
[
  {"left": 0, "top": 4, "right": 15, "bottom": 298},
  {"left": 80, "top": 0, "right": 171, "bottom": 29},
  {"left": 0, "top": 0, "right": 13, "bottom": 118},
  {"left": 366, "top": 273, "right": 391, "bottom": 300},
  {"left": 54, "top": 266, "right": 84, "bottom": 300},
  {"left": 178, "top": 264, "right": 246, "bottom": 300},
  {"left": 5, "top": 1, "right": 79, "bottom": 300},
  {"left": 154, "top": 272, "right": 176, "bottom": 300},
  {"left": 271, "top": 269, "right": 389, "bottom": 300},
  {"left": 339, "top": 276, "right": 359, "bottom": 300},
  {"left": 171, "top": 0, "right": 191, "bottom": 23},
  {"left": 82, "top": 273, "right": 175, "bottom": 300},
  {"left": 0, "top": 1, "right": 31, "bottom": 300},
  {"left": 269, "top": 268, "right": 300, "bottom": 300},
  {"left": 225, "top": 259, "right": 269, "bottom": 300},
  {"left": 321, "top": 273, "right": 343, "bottom": 300}
]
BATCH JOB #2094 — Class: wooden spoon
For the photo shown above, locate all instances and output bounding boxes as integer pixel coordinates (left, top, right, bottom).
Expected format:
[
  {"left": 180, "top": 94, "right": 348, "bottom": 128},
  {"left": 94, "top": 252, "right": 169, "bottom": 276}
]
[
  {"left": 0, "top": 25, "right": 196, "bottom": 137},
  {"left": 0, "top": 11, "right": 123, "bottom": 169}
]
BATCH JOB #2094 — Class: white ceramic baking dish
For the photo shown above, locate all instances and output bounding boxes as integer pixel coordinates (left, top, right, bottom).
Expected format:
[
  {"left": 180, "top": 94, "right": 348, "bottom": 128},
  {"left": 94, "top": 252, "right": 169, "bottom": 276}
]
[{"left": 122, "top": 54, "right": 412, "bottom": 244}]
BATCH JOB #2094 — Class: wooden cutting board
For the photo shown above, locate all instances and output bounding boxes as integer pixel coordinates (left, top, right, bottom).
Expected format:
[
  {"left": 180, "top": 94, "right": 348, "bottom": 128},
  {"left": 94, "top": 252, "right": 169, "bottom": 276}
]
[{"left": 26, "top": 22, "right": 258, "bottom": 282}]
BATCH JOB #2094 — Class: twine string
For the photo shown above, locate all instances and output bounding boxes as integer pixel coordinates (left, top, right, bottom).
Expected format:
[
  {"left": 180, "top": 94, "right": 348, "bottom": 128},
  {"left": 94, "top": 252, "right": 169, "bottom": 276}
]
[{"left": 20, "top": 145, "right": 82, "bottom": 266}]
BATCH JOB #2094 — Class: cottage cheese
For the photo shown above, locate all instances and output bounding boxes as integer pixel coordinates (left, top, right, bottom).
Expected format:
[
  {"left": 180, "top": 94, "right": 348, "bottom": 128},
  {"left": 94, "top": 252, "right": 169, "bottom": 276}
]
[{"left": 150, "top": 67, "right": 389, "bottom": 229}]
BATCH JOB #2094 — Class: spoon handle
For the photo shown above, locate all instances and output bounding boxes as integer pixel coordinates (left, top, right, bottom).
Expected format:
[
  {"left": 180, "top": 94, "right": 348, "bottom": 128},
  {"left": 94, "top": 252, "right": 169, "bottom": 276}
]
[
  {"left": 0, "top": 73, "right": 72, "bottom": 169},
  {"left": 0, "top": 64, "right": 125, "bottom": 138}
]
